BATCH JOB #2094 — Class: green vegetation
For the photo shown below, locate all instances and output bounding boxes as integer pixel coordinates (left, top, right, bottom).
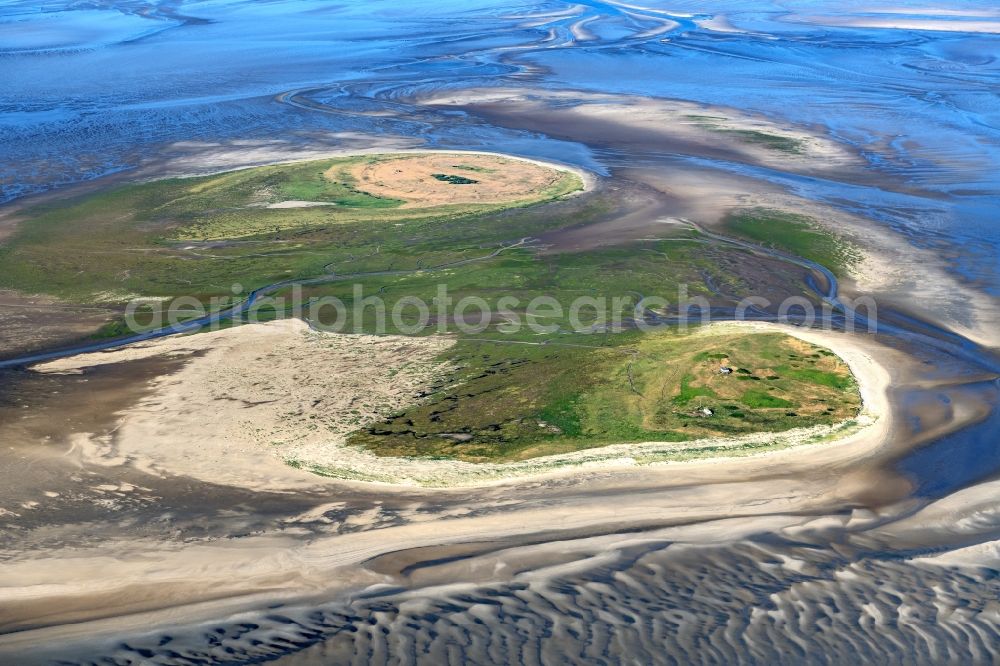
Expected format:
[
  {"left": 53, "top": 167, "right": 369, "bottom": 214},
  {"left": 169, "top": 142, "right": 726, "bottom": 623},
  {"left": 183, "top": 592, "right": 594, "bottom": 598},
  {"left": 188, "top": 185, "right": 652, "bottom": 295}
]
[
  {"left": 673, "top": 373, "right": 717, "bottom": 406},
  {"left": 685, "top": 116, "right": 804, "bottom": 154},
  {"left": 0, "top": 154, "right": 583, "bottom": 302},
  {"left": 724, "top": 208, "right": 861, "bottom": 276},
  {"left": 170, "top": 154, "right": 579, "bottom": 241},
  {"left": 0, "top": 154, "right": 729, "bottom": 330},
  {"left": 740, "top": 390, "right": 793, "bottom": 409},
  {"left": 348, "top": 331, "right": 860, "bottom": 462},
  {"left": 0, "top": 153, "right": 862, "bottom": 464},
  {"left": 432, "top": 173, "right": 479, "bottom": 185},
  {"left": 721, "top": 129, "right": 803, "bottom": 154}
]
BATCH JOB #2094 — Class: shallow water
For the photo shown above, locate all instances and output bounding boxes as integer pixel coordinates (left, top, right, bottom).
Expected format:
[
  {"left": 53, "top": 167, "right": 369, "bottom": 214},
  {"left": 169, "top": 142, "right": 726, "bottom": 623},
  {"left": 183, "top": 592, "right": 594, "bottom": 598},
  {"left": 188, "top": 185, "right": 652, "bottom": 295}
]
[
  {"left": 2, "top": 0, "right": 1000, "bottom": 663},
  {"left": 3, "top": 0, "right": 999, "bottom": 288}
]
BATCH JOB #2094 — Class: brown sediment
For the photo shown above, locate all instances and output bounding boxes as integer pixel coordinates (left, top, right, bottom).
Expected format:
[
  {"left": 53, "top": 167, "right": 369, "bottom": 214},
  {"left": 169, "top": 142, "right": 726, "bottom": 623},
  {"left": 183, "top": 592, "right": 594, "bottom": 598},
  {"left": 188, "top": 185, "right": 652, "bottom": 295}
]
[
  {"left": 335, "top": 152, "right": 570, "bottom": 209},
  {"left": 532, "top": 179, "right": 681, "bottom": 252},
  {"left": 419, "top": 88, "right": 865, "bottom": 181},
  {"left": 0, "top": 320, "right": 988, "bottom": 663},
  {"left": 0, "top": 290, "right": 119, "bottom": 360}
]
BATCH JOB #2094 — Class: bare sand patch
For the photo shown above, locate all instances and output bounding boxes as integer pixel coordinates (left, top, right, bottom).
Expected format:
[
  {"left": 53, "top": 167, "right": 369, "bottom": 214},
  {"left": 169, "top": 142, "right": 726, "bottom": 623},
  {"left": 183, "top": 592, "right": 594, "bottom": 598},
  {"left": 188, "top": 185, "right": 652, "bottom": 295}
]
[
  {"left": 784, "top": 13, "right": 1000, "bottom": 33},
  {"left": 35, "top": 320, "right": 455, "bottom": 490},
  {"left": 419, "top": 88, "right": 861, "bottom": 175},
  {"left": 329, "top": 153, "right": 572, "bottom": 209}
]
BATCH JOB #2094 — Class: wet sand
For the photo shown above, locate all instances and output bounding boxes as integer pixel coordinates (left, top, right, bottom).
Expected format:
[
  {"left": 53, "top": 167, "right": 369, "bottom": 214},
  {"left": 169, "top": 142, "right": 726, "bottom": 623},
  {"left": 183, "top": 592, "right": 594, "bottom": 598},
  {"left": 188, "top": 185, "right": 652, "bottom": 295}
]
[
  {"left": 424, "top": 87, "right": 1000, "bottom": 349},
  {"left": 0, "top": 318, "right": 922, "bottom": 662},
  {"left": 5, "top": 323, "right": 994, "bottom": 664},
  {"left": 0, "top": 291, "right": 119, "bottom": 360},
  {"left": 3, "top": 0, "right": 1000, "bottom": 661},
  {"left": 420, "top": 88, "right": 866, "bottom": 183}
]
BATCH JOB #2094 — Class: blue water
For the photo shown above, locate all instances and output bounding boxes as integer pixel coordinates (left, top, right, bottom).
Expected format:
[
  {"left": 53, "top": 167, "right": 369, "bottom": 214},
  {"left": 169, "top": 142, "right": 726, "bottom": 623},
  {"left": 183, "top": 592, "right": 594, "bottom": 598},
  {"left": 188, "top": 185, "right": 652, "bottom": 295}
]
[
  {"left": 2, "top": 0, "right": 998, "bottom": 294},
  {"left": 4, "top": 4, "right": 1000, "bottom": 661}
]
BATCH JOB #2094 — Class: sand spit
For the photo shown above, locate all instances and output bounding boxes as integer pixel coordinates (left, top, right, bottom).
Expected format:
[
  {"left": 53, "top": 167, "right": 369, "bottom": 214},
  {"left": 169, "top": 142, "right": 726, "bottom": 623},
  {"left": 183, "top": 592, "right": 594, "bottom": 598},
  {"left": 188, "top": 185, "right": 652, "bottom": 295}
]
[
  {"left": 35, "top": 320, "right": 887, "bottom": 490},
  {"left": 419, "top": 87, "right": 861, "bottom": 175}
]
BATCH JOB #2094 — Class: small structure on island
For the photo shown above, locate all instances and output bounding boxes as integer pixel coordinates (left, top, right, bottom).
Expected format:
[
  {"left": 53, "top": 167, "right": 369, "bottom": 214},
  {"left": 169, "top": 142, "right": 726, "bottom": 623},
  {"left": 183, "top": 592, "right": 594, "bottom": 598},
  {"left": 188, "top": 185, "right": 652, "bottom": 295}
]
[
  {"left": 700, "top": 407, "right": 714, "bottom": 417},
  {"left": 719, "top": 366, "right": 733, "bottom": 375}
]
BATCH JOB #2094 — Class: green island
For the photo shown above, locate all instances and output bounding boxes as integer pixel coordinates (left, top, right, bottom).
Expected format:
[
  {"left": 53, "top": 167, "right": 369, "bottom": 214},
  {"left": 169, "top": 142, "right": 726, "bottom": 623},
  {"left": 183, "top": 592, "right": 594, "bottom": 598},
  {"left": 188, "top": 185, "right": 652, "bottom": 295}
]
[{"left": 0, "top": 152, "right": 863, "bottom": 463}]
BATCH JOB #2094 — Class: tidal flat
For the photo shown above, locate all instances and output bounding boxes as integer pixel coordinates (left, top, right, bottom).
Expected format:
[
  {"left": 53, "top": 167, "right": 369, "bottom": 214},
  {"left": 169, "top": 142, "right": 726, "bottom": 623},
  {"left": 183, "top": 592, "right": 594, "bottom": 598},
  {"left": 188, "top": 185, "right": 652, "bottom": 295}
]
[{"left": 2, "top": 1, "right": 1000, "bottom": 664}]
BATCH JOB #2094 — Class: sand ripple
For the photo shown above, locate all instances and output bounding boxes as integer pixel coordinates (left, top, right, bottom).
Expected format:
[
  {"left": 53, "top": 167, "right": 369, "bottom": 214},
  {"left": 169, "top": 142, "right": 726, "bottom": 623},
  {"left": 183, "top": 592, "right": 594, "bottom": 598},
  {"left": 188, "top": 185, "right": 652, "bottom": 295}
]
[{"left": 28, "top": 521, "right": 1000, "bottom": 665}]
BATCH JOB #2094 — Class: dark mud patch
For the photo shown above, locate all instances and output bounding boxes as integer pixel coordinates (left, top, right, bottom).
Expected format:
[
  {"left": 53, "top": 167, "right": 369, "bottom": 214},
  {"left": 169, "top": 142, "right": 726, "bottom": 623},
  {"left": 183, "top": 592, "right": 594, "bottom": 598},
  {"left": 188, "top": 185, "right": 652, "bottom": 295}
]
[{"left": 0, "top": 291, "right": 119, "bottom": 360}]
